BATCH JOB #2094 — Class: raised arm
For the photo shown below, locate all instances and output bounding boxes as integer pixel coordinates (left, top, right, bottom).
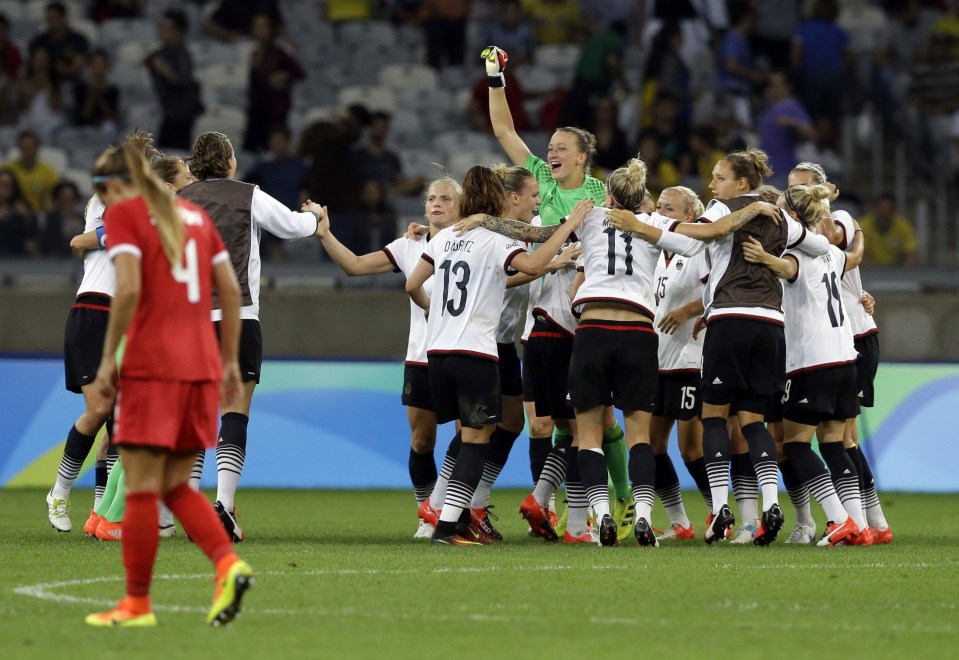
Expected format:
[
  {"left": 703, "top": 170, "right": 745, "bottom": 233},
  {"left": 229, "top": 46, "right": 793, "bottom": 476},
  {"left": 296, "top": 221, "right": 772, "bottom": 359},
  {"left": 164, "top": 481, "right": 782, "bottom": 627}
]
[
  {"left": 315, "top": 208, "right": 395, "bottom": 276},
  {"left": 741, "top": 236, "right": 797, "bottom": 281},
  {"left": 483, "top": 46, "right": 532, "bottom": 166},
  {"left": 507, "top": 242, "right": 581, "bottom": 287},
  {"left": 511, "top": 200, "right": 592, "bottom": 275}
]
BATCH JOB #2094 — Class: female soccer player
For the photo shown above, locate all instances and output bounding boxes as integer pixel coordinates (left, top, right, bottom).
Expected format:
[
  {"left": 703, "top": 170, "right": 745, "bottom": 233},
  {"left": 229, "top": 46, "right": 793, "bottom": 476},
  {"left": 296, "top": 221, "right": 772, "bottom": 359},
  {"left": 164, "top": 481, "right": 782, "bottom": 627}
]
[
  {"left": 405, "top": 166, "right": 588, "bottom": 545},
  {"left": 742, "top": 183, "right": 867, "bottom": 547},
  {"left": 84, "top": 142, "right": 251, "bottom": 627},
  {"left": 177, "top": 131, "right": 323, "bottom": 542}
]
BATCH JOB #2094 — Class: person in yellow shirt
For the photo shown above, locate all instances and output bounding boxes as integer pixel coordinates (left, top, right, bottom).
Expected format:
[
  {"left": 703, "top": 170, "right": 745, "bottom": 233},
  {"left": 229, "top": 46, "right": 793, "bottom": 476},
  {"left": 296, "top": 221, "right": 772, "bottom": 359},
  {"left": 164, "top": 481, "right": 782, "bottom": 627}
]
[
  {"left": 3, "top": 130, "right": 60, "bottom": 212},
  {"left": 858, "top": 193, "right": 920, "bottom": 266}
]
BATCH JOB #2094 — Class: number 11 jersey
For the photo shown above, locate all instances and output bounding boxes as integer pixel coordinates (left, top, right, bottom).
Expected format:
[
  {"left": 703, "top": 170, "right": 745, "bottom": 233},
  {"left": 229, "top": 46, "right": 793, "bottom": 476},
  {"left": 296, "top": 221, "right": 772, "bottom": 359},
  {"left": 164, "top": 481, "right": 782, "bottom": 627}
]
[{"left": 421, "top": 226, "right": 526, "bottom": 361}]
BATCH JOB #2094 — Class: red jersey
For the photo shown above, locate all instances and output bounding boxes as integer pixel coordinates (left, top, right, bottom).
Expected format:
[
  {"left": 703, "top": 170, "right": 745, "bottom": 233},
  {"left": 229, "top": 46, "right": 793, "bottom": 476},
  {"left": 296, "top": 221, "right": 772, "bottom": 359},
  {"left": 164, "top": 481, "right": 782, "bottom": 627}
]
[{"left": 105, "top": 197, "right": 229, "bottom": 382}]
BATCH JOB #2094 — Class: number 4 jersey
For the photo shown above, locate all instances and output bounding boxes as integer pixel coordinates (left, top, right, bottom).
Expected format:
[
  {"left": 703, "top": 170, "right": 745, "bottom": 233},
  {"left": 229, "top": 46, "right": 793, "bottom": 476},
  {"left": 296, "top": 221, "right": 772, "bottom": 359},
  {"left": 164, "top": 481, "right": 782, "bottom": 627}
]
[
  {"left": 421, "top": 226, "right": 526, "bottom": 360},
  {"left": 782, "top": 244, "right": 857, "bottom": 375},
  {"left": 105, "top": 196, "right": 229, "bottom": 382}
]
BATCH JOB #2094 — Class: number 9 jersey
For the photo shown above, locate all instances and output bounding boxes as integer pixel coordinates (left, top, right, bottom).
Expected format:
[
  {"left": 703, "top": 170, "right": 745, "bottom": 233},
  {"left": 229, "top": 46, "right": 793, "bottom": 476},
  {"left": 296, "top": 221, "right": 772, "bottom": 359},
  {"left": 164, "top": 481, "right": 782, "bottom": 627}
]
[
  {"left": 421, "top": 226, "right": 526, "bottom": 360},
  {"left": 104, "top": 196, "right": 229, "bottom": 382},
  {"left": 571, "top": 206, "right": 681, "bottom": 318}
]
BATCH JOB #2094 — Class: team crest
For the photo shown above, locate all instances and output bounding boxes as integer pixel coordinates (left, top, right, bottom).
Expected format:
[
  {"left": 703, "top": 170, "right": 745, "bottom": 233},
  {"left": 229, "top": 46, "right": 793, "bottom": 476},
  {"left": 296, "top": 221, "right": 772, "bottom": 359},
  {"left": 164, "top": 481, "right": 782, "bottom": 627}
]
[{"left": 676, "top": 261, "right": 684, "bottom": 271}]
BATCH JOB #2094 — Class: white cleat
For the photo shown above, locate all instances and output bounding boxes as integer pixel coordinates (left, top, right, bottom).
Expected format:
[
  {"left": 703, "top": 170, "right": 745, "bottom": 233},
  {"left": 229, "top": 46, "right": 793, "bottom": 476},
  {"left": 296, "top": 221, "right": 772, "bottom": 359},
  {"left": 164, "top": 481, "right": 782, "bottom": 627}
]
[
  {"left": 46, "top": 490, "right": 72, "bottom": 532},
  {"left": 784, "top": 521, "right": 817, "bottom": 545},
  {"left": 413, "top": 519, "right": 435, "bottom": 539},
  {"left": 159, "top": 503, "right": 176, "bottom": 537},
  {"left": 729, "top": 519, "right": 759, "bottom": 544}
]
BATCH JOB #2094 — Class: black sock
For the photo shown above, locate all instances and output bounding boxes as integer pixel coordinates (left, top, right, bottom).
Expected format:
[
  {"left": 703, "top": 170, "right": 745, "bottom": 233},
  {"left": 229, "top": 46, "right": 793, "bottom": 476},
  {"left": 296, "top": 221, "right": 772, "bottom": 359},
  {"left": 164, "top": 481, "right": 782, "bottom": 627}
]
[
  {"left": 216, "top": 412, "right": 249, "bottom": 482},
  {"left": 94, "top": 460, "right": 107, "bottom": 503},
  {"left": 684, "top": 457, "right": 713, "bottom": 509},
  {"left": 819, "top": 442, "right": 860, "bottom": 513},
  {"left": 702, "top": 417, "right": 731, "bottom": 500},
  {"left": 56, "top": 425, "right": 96, "bottom": 489},
  {"left": 653, "top": 452, "right": 682, "bottom": 509},
  {"left": 855, "top": 445, "right": 881, "bottom": 511},
  {"left": 536, "top": 436, "right": 571, "bottom": 495},
  {"left": 105, "top": 433, "right": 118, "bottom": 474},
  {"left": 409, "top": 448, "right": 437, "bottom": 504},
  {"left": 629, "top": 443, "right": 656, "bottom": 517},
  {"left": 783, "top": 442, "right": 836, "bottom": 511},
  {"left": 443, "top": 442, "right": 488, "bottom": 514},
  {"left": 779, "top": 458, "right": 809, "bottom": 509},
  {"left": 528, "top": 435, "right": 553, "bottom": 484},
  {"left": 742, "top": 422, "right": 779, "bottom": 495},
  {"left": 578, "top": 448, "right": 610, "bottom": 512},
  {"left": 486, "top": 427, "right": 519, "bottom": 469},
  {"left": 846, "top": 445, "right": 865, "bottom": 490}
]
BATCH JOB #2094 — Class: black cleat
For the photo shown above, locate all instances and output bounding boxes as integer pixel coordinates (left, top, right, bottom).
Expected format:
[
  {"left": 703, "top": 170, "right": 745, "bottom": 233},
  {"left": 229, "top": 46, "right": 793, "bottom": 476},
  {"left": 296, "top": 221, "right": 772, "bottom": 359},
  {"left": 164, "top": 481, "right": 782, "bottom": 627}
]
[
  {"left": 704, "top": 504, "right": 735, "bottom": 544},
  {"left": 470, "top": 506, "right": 503, "bottom": 541},
  {"left": 214, "top": 501, "right": 244, "bottom": 543},
  {"left": 598, "top": 513, "right": 619, "bottom": 546},
  {"left": 634, "top": 517, "right": 659, "bottom": 547},
  {"left": 753, "top": 503, "right": 785, "bottom": 546}
]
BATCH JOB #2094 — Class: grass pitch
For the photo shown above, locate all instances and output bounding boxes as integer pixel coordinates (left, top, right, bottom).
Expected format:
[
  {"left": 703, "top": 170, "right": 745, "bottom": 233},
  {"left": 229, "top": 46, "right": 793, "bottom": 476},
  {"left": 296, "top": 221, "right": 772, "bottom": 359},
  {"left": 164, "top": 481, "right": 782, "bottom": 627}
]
[{"left": 1, "top": 488, "right": 956, "bottom": 659}]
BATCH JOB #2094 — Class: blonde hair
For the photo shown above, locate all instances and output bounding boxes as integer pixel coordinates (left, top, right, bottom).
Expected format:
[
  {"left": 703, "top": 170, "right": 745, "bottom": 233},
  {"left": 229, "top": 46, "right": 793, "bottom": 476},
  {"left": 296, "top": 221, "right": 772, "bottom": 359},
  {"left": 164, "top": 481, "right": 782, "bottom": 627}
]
[
  {"left": 662, "top": 185, "right": 704, "bottom": 218},
  {"left": 723, "top": 148, "right": 773, "bottom": 191},
  {"left": 606, "top": 156, "right": 648, "bottom": 212},
  {"left": 790, "top": 161, "right": 827, "bottom": 184},
  {"left": 783, "top": 184, "right": 831, "bottom": 229}
]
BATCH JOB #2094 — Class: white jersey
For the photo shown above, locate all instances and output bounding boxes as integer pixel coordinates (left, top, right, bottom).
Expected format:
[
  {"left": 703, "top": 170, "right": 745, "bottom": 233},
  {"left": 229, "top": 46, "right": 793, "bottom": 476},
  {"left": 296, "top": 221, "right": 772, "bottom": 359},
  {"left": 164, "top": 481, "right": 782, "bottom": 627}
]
[
  {"left": 832, "top": 210, "right": 878, "bottom": 339},
  {"left": 782, "top": 245, "right": 858, "bottom": 374},
  {"left": 496, "top": 282, "right": 529, "bottom": 344},
  {"left": 654, "top": 250, "right": 708, "bottom": 373},
  {"left": 525, "top": 218, "right": 579, "bottom": 336},
  {"left": 422, "top": 226, "right": 526, "bottom": 360},
  {"left": 384, "top": 235, "right": 433, "bottom": 366},
  {"left": 76, "top": 195, "right": 115, "bottom": 297},
  {"left": 572, "top": 207, "right": 678, "bottom": 318}
]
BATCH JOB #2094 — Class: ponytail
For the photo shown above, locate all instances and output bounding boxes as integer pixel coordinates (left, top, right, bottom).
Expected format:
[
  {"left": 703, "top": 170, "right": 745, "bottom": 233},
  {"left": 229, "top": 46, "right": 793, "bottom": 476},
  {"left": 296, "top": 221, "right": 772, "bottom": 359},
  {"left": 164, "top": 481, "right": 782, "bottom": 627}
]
[{"left": 122, "top": 142, "right": 185, "bottom": 267}]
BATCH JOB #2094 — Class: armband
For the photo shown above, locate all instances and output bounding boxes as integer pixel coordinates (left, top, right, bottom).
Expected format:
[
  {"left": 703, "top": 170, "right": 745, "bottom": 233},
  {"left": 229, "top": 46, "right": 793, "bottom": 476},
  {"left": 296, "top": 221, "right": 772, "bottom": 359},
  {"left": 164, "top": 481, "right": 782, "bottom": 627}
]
[
  {"left": 487, "top": 73, "right": 505, "bottom": 88},
  {"left": 95, "top": 226, "right": 107, "bottom": 249}
]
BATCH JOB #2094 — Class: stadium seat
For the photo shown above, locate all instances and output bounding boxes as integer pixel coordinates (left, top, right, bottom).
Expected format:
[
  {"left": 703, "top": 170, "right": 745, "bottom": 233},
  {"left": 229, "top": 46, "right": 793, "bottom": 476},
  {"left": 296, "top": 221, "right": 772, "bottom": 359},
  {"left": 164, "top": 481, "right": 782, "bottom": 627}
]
[
  {"left": 192, "top": 107, "right": 247, "bottom": 143},
  {"left": 195, "top": 62, "right": 249, "bottom": 91},
  {"left": 377, "top": 63, "right": 439, "bottom": 92},
  {"left": 447, "top": 150, "right": 503, "bottom": 182},
  {"left": 99, "top": 18, "right": 154, "bottom": 48},
  {"left": 189, "top": 40, "right": 255, "bottom": 68},
  {"left": 336, "top": 21, "right": 395, "bottom": 49},
  {"left": 432, "top": 130, "right": 498, "bottom": 156},
  {"left": 399, "top": 149, "right": 443, "bottom": 180},
  {"left": 5, "top": 145, "right": 69, "bottom": 171},
  {"left": 0, "top": 1, "right": 22, "bottom": 20},
  {"left": 535, "top": 43, "right": 581, "bottom": 71},
  {"left": 516, "top": 65, "right": 561, "bottom": 95},
  {"left": 123, "top": 102, "right": 160, "bottom": 134},
  {"left": 301, "top": 105, "right": 337, "bottom": 127},
  {"left": 23, "top": 0, "right": 82, "bottom": 22},
  {"left": 61, "top": 167, "right": 93, "bottom": 198},
  {"left": 336, "top": 85, "right": 395, "bottom": 112},
  {"left": 110, "top": 62, "right": 151, "bottom": 90},
  {"left": 115, "top": 41, "right": 158, "bottom": 66},
  {"left": 397, "top": 87, "right": 455, "bottom": 116}
]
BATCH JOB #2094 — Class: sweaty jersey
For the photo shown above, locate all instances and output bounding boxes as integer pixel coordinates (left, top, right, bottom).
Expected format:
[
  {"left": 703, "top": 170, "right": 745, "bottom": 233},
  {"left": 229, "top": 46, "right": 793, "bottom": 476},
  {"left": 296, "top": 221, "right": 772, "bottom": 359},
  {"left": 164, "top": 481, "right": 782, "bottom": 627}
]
[
  {"left": 76, "top": 195, "right": 115, "bottom": 298},
  {"left": 782, "top": 244, "right": 857, "bottom": 374},
  {"left": 572, "top": 207, "right": 678, "bottom": 318},
  {"left": 654, "top": 250, "right": 708, "bottom": 373},
  {"left": 421, "top": 226, "right": 526, "bottom": 360},
  {"left": 831, "top": 209, "right": 878, "bottom": 339},
  {"left": 384, "top": 234, "right": 434, "bottom": 366},
  {"left": 524, "top": 153, "right": 606, "bottom": 227},
  {"left": 105, "top": 197, "right": 229, "bottom": 382}
]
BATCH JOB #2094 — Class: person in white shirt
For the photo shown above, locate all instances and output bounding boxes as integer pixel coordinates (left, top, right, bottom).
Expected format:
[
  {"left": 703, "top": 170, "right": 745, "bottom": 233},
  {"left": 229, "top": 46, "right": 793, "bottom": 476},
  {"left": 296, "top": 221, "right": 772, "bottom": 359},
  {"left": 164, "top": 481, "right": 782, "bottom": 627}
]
[
  {"left": 405, "top": 166, "right": 588, "bottom": 545},
  {"left": 742, "top": 183, "right": 868, "bottom": 547}
]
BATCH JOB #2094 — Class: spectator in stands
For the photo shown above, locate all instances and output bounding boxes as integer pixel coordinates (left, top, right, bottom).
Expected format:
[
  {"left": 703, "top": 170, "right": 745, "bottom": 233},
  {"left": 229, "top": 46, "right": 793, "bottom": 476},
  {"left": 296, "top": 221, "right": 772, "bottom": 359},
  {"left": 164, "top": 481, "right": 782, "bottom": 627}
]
[
  {"left": 559, "top": 20, "right": 628, "bottom": 128},
  {"left": 468, "top": 65, "right": 530, "bottom": 133},
  {"left": 758, "top": 71, "right": 815, "bottom": 187},
  {"left": 644, "top": 93, "right": 688, "bottom": 165},
  {"left": 245, "top": 124, "right": 309, "bottom": 261},
  {"left": 0, "top": 13, "right": 22, "bottom": 126},
  {"left": 355, "top": 179, "right": 397, "bottom": 255},
  {"left": 422, "top": 0, "right": 469, "bottom": 69},
  {"left": 679, "top": 125, "right": 726, "bottom": 197},
  {"left": 353, "top": 111, "right": 425, "bottom": 197},
  {"left": 859, "top": 193, "right": 921, "bottom": 266},
  {"left": 0, "top": 169, "right": 38, "bottom": 255},
  {"left": 3, "top": 130, "right": 60, "bottom": 212},
  {"left": 716, "top": 0, "right": 767, "bottom": 128},
  {"left": 636, "top": 132, "right": 679, "bottom": 197},
  {"left": 791, "top": 0, "right": 851, "bottom": 121},
  {"left": 38, "top": 179, "right": 84, "bottom": 257},
  {"left": 72, "top": 49, "right": 119, "bottom": 133},
  {"left": 203, "top": 0, "right": 284, "bottom": 42},
  {"left": 89, "top": 0, "right": 143, "bottom": 22},
  {"left": 589, "top": 96, "right": 629, "bottom": 178},
  {"left": 523, "top": 0, "right": 581, "bottom": 45},
  {"left": 795, "top": 116, "right": 844, "bottom": 183},
  {"left": 145, "top": 9, "right": 204, "bottom": 150},
  {"left": 243, "top": 13, "right": 304, "bottom": 154},
  {"left": 327, "top": 0, "right": 375, "bottom": 22},
  {"left": 643, "top": 20, "right": 692, "bottom": 113},
  {"left": 753, "top": 0, "right": 803, "bottom": 71},
  {"left": 16, "top": 46, "right": 65, "bottom": 139},
  {"left": 28, "top": 2, "right": 89, "bottom": 84},
  {"left": 908, "top": 31, "right": 959, "bottom": 177},
  {"left": 483, "top": 0, "right": 536, "bottom": 67}
]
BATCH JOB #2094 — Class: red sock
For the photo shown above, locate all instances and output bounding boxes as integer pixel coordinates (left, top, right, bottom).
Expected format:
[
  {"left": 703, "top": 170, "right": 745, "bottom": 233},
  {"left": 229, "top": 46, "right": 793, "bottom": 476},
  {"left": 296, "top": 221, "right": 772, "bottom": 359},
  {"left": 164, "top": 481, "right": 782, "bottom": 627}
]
[
  {"left": 123, "top": 491, "right": 159, "bottom": 598},
  {"left": 163, "top": 483, "right": 234, "bottom": 565}
]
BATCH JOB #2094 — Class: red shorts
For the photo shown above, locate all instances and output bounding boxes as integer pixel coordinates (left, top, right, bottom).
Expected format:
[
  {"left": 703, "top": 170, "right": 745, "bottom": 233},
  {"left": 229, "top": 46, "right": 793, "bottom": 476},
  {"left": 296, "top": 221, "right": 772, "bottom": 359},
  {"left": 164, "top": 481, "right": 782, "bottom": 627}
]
[{"left": 113, "top": 378, "right": 219, "bottom": 453}]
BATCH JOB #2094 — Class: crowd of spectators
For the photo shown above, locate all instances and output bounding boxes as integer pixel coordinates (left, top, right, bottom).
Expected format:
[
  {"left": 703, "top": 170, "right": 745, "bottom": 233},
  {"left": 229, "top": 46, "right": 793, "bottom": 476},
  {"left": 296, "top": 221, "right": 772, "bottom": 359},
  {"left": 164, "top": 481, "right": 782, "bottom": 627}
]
[{"left": 1, "top": 0, "right": 954, "bottom": 262}]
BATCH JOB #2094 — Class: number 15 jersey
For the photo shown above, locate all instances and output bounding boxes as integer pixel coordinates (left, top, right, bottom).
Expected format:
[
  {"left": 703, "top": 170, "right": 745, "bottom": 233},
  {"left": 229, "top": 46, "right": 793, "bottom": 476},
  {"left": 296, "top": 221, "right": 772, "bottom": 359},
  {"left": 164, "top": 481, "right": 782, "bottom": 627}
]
[{"left": 421, "top": 226, "right": 526, "bottom": 361}]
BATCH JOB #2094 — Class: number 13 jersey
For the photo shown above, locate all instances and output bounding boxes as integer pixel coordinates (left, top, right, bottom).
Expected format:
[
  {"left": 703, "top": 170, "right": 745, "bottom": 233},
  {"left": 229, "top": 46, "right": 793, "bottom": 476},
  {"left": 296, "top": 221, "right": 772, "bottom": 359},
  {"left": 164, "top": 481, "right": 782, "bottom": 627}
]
[{"left": 421, "top": 226, "right": 526, "bottom": 360}]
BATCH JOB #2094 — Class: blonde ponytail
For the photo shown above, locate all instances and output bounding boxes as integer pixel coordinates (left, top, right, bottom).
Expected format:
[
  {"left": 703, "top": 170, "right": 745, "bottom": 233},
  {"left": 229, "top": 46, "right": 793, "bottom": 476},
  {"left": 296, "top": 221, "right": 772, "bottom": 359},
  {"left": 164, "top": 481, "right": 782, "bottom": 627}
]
[
  {"left": 122, "top": 142, "right": 185, "bottom": 267},
  {"left": 783, "top": 184, "right": 831, "bottom": 229},
  {"left": 606, "top": 155, "right": 648, "bottom": 212}
]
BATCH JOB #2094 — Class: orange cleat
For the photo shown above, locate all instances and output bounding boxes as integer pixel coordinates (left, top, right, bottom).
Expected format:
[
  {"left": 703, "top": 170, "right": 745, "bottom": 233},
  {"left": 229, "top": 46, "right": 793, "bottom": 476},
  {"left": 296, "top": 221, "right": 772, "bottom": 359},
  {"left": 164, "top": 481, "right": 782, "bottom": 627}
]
[
  {"left": 849, "top": 527, "right": 874, "bottom": 546},
  {"left": 519, "top": 493, "right": 558, "bottom": 541},
  {"left": 871, "top": 526, "right": 893, "bottom": 544},
  {"left": 95, "top": 518, "right": 122, "bottom": 542},
  {"left": 658, "top": 523, "right": 695, "bottom": 541},
  {"left": 418, "top": 499, "right": 440, "bottom": 527},
  {"left": 817, "top": 516, "right": 859, "bottom": 547},
  {"left": 83, "top": 510, "right": 101, "bottom": 538},
  {"left": 86, "top": 598, "right": 156, "bottom": 627},
  {"left": 562, "top": 530, "right": 594, "bottom": 544}
]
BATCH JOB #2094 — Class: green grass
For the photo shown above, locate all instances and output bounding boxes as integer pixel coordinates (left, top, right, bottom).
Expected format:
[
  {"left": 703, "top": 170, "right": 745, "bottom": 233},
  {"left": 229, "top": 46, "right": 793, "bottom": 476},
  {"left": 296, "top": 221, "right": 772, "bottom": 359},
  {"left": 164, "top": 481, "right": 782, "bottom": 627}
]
[{"left": 1, "top": 488, "right": 956, "bottom": 659}]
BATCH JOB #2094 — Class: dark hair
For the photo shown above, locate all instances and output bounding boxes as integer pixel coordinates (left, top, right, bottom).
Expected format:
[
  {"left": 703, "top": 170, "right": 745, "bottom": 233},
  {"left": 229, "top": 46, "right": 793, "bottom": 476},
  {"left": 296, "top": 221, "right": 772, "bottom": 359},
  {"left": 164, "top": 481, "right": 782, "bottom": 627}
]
[
  {"left": 347, "top": 104, "right": 372, "bottom": 127},
  {"left": 728, "top": 0, "right": 755, "bottom": 26},
  {"left": 46, "top": 2, "right": 66, "bottom": 17},
  {"left": 0, "top": 13, "right": 9, "bottom": 29},
  {"left": 52, "top": 180, "right": 79, "bottom": 199},
  {"left": 555, "top": 126, "right": 598, "bottom": 175},
  {"left": 370, "top": 111, "right": 391, "bottom": 123},
  {"left": 90, "top": 48, "right": 110, "bottom": 63},
  {"left": 267, "top": 123, "right": 291, "bottom": 139},
  {"left": 152, "top": 156, "right": 185, "bottom": 185},
  {"left": 17, "top": 130, "right": 39, "bottom": 144},
  {"left": 163, "top": 9, "right": 188, "bottom": 33},
  {"left": 491, "top": 164, "right": 535, "bottom": 195},
  {"left": 458, "top": 166, "right": 507, "bottom": 218},
  {"left": 723, "top": 148, "right": 772, "bottom": 191},
  {"left": 811, "top": 0, "right": 840, "bottom": 21},
  {"left": 189, "top": 132, "right": 233, "bottom": 180},
  {"left": 0, "top": 169, "right": 26, "bottom": 203}
]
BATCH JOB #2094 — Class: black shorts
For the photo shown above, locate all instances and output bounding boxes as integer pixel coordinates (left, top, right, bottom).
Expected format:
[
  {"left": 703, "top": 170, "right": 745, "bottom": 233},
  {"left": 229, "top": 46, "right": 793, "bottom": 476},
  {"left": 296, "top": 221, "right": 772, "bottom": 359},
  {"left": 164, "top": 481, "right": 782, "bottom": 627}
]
[
  {"left": 427, "top": 354, "right": 501, "bottom": 427},
  {"left": 497, "top": 342, "right": 523, "bottom": 397},
  {"left": 782, "top": 364, "right": 860, "bottom": 426},
  {"left": 700, "top": 317, "right": 785, "bottom": 414},
  {"left": 215, "top": 319, "right": 262, "bottom": 383},
  {"left": 63, "top": 294, "right": 110, "bottom": 394},
  {"left": 567, "top": 319, "right": 658, "bottom": 412},
  {"left": 402, "top": 363, "right": 434, "bottom": 411},
  {"left": 653, "top": 372, "right": 701, "bottom": 421},
  {"left": 524, "top": 321, "right": 575, "bottom": 420},
  {"left": 730, "top": 395, "right": 784, "bottom": 422},
  {"left": 854, "top": 332, "right": 879, "bottom": 408}
]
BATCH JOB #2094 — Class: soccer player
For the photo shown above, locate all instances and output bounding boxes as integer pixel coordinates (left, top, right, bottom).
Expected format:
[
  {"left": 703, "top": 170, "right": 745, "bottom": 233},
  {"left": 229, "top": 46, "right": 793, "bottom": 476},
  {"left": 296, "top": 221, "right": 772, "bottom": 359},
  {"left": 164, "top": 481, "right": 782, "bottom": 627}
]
[
  {"left": 405, "top": 166, "right": 588, "bottom": 545},
  {"left": 177, "top": 131, "right": 322, "bottom": 542},
  {"left": 742, "top": 183, "right": 867, "bottom": 546},
  {"left": 84, "top": 142, "right": 251, "bottom": 627}
]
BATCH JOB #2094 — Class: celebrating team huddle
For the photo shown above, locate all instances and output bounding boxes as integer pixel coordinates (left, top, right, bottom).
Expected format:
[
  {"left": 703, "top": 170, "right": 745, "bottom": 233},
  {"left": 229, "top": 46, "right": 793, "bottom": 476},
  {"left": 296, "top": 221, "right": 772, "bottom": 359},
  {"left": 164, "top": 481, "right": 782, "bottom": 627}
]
[{"left": 44, "top": 44, "right": 894, "bottom": 628}]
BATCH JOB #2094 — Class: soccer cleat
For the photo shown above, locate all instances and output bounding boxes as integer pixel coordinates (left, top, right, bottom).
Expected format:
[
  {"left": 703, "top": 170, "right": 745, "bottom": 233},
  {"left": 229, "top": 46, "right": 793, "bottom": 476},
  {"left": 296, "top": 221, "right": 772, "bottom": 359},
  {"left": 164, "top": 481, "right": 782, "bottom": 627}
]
[
  {"left": 431, "top": 533, "right": 483, "bottom": 546},
  {"left": 598, "top": 513, "right": 618, "bottom": 547},
  {"left": 730, "top": 521, "right": 758, "bottom": 544},
  {"left": 85, "top": 600, "right": 157, "bottom": 627},
  {"left": 159, "top": 525, "right": 177, "bottom": 539},
  {"left": 95, "top": 518, "right": 122, "bottom": 542},
  {"left": 553, "top": 501, "right": 568, "bottom": 538},
  {"left": 470, "top": 506, "right": 503, "bottom": 542},
  {"left": 46, "top": 490, "right": 71, "bottom": 532},
  {"left": 83, "top": 510, "right": 101, "bottom": 537},
  {"left": 753, "top": 504, "right": 785, "bottom": 546},
  {"left": 159, "top": 504, "right": 175, "bottom": 538},
  {"left": 413, "top": 519, "right": 435, "bottom": 539},
  {"left": 816, "top": 516, "right": 859, "bottom": 547},
  {"left": 562, "top": 530, "right": 595, "bottom": 544},
  {"left": 871, "top": 526, "right": 893, "bottom": 544},
  {"left": 613, "top": 498, "right": 636, "bottom": 544},
  {"left": 634, "top": 517, "right": 659, "bottom": 547},
  {"left": 704, "top": 504, "right": 735, "bottom": 544},
  {"left": 214, "top": 501, "right": 244, "bottom": 543},
  {"left": 519, "top": 494, "right": 558, "bottom": 542},
  {"left": 848, "top": 526, "right": 874, "bottom": 546},
  {"left": 784, "top": 521, "right": 817, "bottom": 545},
  {"left": 657, "top": 522, "right": 695, "bottom": 541},
  {"left": 208, "top": 559, "right": 253, "bottom": 626},
  {"left": 418, "top": 499, "right": 441, "bottom": 527}
]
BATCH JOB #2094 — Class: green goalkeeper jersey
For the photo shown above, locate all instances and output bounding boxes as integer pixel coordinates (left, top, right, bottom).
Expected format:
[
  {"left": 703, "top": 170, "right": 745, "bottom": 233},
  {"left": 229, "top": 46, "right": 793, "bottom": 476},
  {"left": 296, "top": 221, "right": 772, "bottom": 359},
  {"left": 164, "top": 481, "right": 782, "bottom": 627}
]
[{"left": 524, "top": 154, "right": 607, "bottom": 227}]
